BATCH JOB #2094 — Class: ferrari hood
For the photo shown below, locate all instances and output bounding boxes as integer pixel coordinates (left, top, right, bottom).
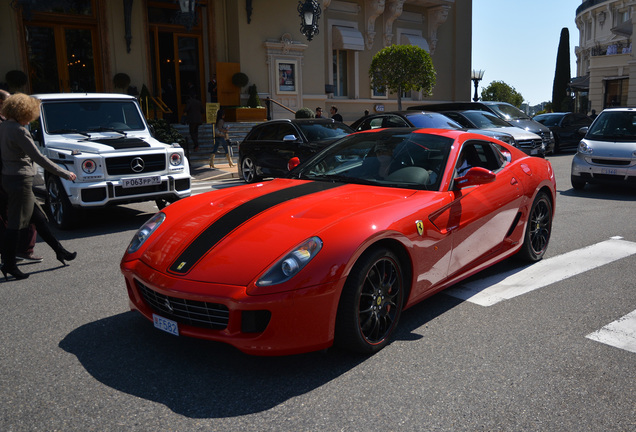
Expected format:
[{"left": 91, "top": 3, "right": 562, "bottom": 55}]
[{"left": 140, "top": 179, "right": 416, "bottom": 285}]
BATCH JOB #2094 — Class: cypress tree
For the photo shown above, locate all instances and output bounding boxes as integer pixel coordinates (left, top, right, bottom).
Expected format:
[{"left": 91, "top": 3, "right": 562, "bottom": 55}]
[{"left": 552, "top": 28, "right": 571, "bottom": 112}]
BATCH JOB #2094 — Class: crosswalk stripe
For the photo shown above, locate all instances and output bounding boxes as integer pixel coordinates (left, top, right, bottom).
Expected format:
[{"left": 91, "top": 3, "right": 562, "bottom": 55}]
[
  {"left": 445, "top": 237, "right": 636, "bottom": 306},
  {"left": 586, "top": 310, "right": 636, "bottom": 354}
]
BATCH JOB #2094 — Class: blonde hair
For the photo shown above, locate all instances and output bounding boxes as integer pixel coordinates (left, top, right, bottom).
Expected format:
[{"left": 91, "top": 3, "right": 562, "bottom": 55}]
[{"left": 1, "top": 93, "right": 41, "bottom": 124}]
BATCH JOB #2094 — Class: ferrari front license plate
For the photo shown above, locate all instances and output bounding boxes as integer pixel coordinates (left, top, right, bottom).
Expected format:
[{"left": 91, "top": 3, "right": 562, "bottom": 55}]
[
  {"left": 122, "top": 176, "right": 161, "bottom": 188},
  {"left": 153, "top": 314, "right": 179, "bottom": 336}
]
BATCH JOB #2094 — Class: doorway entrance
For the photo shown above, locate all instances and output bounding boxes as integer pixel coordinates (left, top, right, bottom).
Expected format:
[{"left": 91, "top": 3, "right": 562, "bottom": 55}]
[
  {"left": 149, "top": 30, "right": 203, "bottom": 123},
  {"left": 25, "top": 23, "right": 101, "bottom": 94}
]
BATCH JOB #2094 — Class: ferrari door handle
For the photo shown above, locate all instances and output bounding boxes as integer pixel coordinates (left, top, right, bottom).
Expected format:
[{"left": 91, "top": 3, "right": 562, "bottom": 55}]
[{"left": 510, "top": 177, "right": 518, "bottom": 185}]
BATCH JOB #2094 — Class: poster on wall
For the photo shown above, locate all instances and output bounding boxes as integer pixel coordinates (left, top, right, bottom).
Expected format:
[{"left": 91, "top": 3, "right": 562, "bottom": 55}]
[{"left": 277, "top": 61, "right": 296, "bottom": 93}]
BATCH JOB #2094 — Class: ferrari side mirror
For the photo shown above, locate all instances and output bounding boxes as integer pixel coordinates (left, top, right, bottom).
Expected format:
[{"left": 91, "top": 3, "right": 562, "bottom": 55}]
[{"left": 455, "top": 167, "right": 496, "bottom": 189}]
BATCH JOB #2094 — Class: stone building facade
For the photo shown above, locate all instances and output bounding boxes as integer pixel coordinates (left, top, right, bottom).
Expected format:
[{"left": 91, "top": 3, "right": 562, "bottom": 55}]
[
  {"left": 574, "top": 0, "right": 636, "bottom": 114},
  {"left": 0, "top": 0, "right": 471, "bottom": 123}
]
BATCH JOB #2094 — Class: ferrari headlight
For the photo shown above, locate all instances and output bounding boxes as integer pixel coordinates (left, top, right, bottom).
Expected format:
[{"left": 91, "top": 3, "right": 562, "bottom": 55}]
[
  {"left": 256, "top": 237, "right": 322, "bottom": 286},
  {"left": 127, "top": 212, "right": 165, "bottom": 254}
]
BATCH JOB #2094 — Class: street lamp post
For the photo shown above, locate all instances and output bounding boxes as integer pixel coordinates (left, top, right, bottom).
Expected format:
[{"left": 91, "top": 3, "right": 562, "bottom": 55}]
[{"left": 471, "top": 69, "right": 485, "bottom": 102}]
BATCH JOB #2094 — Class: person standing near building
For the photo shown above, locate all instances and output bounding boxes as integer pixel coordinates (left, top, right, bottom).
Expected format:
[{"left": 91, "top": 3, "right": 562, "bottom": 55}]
[
  {"left": 315, "top": 107, "right": 323, "bottom": 118},
  {"left": 209, "top": 109, "right": 233, "bottom": 168},
  {"left": 330, "top": 105, "right": 343, "bottom": 122},
  {"left": 185, "top": 92, "right": 203, "bottom": 152},
  {"left": 0, "top": 93, "right": 77, "bottom": 280}
]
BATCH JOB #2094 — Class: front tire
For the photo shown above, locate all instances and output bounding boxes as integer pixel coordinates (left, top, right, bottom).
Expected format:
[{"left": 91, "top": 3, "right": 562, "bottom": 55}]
[
  {"left": 571, "top": 174, "right": 586, "bottom": 190},
  {"left": 518, "top": 192, "right": 552, "bottom": 262},
  {"left": 45, "top": 176, "right": 77, "bottom": 230},
  {"left": 241, "top": 157, "right": 261, "bottom": 183},
  {"left": 335, "top": 247, "right": 404, "bottom": 354}
]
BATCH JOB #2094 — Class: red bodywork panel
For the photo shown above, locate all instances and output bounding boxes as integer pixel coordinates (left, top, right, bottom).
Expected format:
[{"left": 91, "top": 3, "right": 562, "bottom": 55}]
[{"left": 121, "top": 130, "right": 556, "bottom": 355}]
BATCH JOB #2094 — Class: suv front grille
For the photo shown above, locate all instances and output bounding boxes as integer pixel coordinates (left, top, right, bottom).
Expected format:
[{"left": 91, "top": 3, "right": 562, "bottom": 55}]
[
  {"left": 106, "top": 154, "right": 166, "bottom": 175},
  {"left": 136, "top": 280, "right": 229, "bottom": 330}
]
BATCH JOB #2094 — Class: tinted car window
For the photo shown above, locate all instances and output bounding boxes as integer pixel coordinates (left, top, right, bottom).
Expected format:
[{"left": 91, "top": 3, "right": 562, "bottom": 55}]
[
  {"left": 462, "top": 111, "right": 511, "bottom": 128},
  {"left": 257, "top": 124, "right": 282, "bottom": 140},
  {"left": 384, "top": 115, "right": 410, "bottom": 128},
  {"left": 404, "top": 112, "right": 462, "bottom": 129},
  {"left": 277, "top": 123, "right": 297, "bottom": 140},
  {"left": 487, "top": 103, "right": 531, "bottom": 121},
  {"left": 533, "top": 113, "right": 563, "bottom": 127},
  {"left": 586, "top": 110, "right": 636, "bottom": 141},
  {"left": 297, "top": 122, "right": 351, "bottom": 142}
]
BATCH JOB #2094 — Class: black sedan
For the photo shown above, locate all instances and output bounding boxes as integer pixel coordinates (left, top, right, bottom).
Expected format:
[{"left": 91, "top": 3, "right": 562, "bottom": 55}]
[
  {"left": 532, "top": 112, "right": 592, "bottom": 153},
  {"left": 238, "top": 118, "right": 353, "bottom": 183}
]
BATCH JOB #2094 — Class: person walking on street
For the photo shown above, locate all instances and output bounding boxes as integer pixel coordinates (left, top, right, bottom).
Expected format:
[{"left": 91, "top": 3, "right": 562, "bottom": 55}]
[
  {"left": 209, "top": 109, "right": 234, "bottom": 168},
  {"left": 185, "top": 92, "right": 204, "bottom": 152},
  {"left": 0, "top": 93, "right": 77, "bottom": 280},
  {"left": 0, "top": 89, "right": 41, "bottom": 263},
  {"left": 330, "top": 105, "right": 343, "bottom": 122}
]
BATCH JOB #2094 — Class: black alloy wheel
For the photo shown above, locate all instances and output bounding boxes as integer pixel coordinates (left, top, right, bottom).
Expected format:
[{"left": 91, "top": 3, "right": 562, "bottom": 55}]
[
  {"left": 518, "top": 191, "right": 552, "bottom": 262},
  {"left": 335, "top": 247, "right": 404, "bottom": 354}
]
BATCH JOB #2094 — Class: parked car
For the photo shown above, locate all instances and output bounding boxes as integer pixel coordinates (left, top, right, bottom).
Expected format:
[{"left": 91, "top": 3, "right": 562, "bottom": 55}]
[
  {"left": 533, "top": 112, "right": 592, "bottom": 153},
  {"left": 121, "top": 127, "right": 556, "bottom": 356},
  {"left": 31, "top": 93, "right": 191, "bottom": 229},
  {"left": 350, "top": 110, "right": 519, "bottom": 149},
  {"left": 571, "top": 107, "right": 636, "bottom": 189},
  {"left": 410, "top": 101, "right": 555, "bottom": 153},
  {"left": 238, "top": 118, "right": 353, "bottom": 183},
  {"left": 441, "top": 110, "right": 545, "bottom": 157}
]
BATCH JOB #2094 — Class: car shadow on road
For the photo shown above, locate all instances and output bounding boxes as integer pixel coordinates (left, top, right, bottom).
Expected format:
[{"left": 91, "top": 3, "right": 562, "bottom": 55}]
[
  {"left": 559, "top": 183, "right": 636, "bottom": 201},
  {"left": 58, "top": 296, "right": 461, "bottom": 418}
]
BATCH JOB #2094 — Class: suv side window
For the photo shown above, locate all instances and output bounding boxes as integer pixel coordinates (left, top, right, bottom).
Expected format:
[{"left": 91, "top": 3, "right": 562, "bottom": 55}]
[
  {"left": 276, "top": 123, "right": 297, "bottom": 140},
  {"left": 257, "top": 124, "right": 280, "bottom": 140}
]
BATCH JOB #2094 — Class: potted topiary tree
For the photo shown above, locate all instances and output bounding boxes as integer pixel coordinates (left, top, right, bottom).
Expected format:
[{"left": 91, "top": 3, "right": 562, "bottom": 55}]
[{"left": 225, "top": 74, "right": 266, "bottom": 121}]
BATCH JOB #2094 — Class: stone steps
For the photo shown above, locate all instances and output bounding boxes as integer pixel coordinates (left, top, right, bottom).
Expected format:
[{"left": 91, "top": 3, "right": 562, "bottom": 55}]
[{"left": 172, "top": 122, "right": 261, "bottom": 165}]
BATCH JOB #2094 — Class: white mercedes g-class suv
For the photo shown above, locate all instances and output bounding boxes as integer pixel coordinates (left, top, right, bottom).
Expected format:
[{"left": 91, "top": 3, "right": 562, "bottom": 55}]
[{"left": 31, "top": 93, "right": 191, "bottom": 229}]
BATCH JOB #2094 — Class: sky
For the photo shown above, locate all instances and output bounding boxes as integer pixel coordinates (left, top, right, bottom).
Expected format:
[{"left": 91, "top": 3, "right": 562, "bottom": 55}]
[{"left": 472, "top": 0, "right": 582, "bottom": 106}]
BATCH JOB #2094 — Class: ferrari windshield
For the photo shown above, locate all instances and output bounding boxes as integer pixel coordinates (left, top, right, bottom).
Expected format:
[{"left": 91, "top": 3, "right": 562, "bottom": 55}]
[
  {"left": 42, "top": 100, "right": 146, "bottom": 134},
  {"left": 293, "top": 129, "right": 453, "bottom": 191},
  {"left": 585, "top": 110, "right": 636, "bottom": 141}
]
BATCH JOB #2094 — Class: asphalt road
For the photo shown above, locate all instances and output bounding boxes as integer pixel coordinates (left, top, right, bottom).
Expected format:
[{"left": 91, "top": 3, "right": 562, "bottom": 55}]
[{"left": 1, "top": 153, "right": 635, "bottom": 431}]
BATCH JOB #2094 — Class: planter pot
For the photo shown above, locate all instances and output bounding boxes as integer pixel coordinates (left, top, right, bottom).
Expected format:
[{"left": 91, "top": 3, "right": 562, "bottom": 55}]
[{"left": 225, "top": 107, "right": 266, "bottom": 122}]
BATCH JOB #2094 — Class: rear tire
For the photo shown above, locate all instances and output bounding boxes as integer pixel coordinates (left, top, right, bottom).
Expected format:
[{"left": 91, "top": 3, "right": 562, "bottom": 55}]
[
  {"left": 241, "top": 157, "right": 261, "bottom": 183},
  {"left": 518, "top": 192, "right": 552, "bottom": 262},
  {"left": 335, "top": 247, "right": 404, "bottom": 354}
]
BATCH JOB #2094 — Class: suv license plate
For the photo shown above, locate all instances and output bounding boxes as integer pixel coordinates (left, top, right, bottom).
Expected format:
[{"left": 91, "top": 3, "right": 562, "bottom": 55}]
[
  {"left": 153, "top": 314, "right": 179, "bottom": 336},
  {"left": 122, "top": 176, "right": 161, "bottom": 188}
]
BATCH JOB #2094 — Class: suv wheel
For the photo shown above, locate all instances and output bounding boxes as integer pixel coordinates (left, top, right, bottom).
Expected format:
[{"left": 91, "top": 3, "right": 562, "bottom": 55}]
[
  {"left": 46, "top": 176, "right": 77, "bottom": 229},
  {"left": 241, "top": 157, "right": 261, "bottom": 183}
]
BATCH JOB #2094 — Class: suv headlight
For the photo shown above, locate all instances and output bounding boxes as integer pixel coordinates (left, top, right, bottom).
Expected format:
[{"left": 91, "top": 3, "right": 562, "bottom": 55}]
[
  {"left": 81, "top": 159, "right": 97, "bottom": 174},
  {"left": 170, "top": 152, "right": 182, "bottom": 166}
]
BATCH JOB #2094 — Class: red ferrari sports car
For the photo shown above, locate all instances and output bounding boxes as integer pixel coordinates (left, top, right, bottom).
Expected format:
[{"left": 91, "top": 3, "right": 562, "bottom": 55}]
[{"left": 121, "top": 128, "right": 556, "bottom": 356}]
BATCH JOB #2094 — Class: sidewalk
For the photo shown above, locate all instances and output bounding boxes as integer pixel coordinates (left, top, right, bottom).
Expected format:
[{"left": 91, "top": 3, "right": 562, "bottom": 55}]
[{"left": 190, "top": 157, "right": 240, "bottom": 182}]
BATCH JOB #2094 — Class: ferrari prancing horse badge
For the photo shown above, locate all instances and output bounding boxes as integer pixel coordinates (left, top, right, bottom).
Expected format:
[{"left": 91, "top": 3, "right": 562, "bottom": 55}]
[{"left": 416, "top": 220, "right": 424, "bottom": 236}]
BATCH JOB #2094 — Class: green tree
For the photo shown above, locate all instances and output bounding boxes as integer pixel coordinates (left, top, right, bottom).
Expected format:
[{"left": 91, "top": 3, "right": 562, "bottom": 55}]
[
  {"left": 552, "top": 27, "right": 572, "bottom": 111},
  {"left": 481, "top": 81, "right": 524, "bottom": 107},
  {"left": 369, "top": 44, "right": 436, "bottom": 110}
]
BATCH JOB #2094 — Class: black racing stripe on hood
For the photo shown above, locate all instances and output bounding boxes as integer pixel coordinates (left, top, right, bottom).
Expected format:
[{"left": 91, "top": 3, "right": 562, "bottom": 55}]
[{"left": 169, "top": 181, "right": 344, "bottom": 274}]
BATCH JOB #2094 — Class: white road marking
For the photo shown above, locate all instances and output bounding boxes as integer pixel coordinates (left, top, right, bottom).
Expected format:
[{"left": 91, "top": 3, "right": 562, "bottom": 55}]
[
  {"left": 445, "top": 237, "right": 636, "bottom": 306},
  {"left": 586, "top": 310, "right": 636, "bottom": 354}
]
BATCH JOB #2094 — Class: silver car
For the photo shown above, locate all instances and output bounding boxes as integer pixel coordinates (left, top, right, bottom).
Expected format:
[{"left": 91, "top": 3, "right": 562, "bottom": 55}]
[{"left": 571, "top": 107, "right": 636, "bottom": 189}]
